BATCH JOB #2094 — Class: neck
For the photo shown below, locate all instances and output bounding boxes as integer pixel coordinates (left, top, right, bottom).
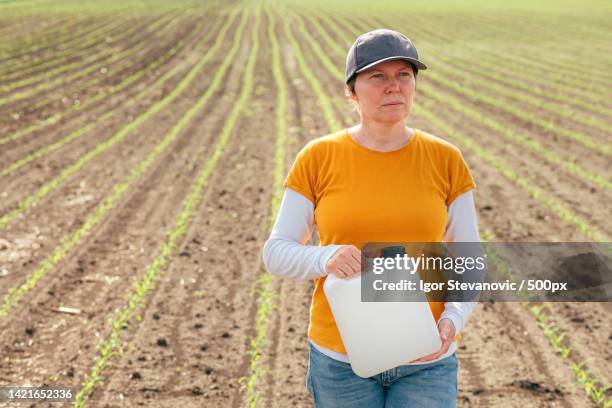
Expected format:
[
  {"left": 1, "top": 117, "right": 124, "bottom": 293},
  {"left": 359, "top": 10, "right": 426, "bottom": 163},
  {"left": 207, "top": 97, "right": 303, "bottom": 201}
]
[{"left": 350, "top": 120, "right": 412, "bottom": 151}]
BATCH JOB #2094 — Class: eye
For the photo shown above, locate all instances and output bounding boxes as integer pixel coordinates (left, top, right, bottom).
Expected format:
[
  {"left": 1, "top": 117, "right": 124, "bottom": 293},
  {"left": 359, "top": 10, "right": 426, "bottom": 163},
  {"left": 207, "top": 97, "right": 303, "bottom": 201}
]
[
  {"left": 399, "top": 71, "right": 411, "bottom": 77},
  {"left": 370, "top": 73, "right": 383, "bottom": 79}
]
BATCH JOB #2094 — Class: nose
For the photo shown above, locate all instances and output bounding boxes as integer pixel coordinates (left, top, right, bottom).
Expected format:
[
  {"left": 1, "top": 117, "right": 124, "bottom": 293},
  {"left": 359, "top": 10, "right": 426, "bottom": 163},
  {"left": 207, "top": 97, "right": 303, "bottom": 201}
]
[{"left": 385, "top": 76, "right": 401, "bottom": 93}]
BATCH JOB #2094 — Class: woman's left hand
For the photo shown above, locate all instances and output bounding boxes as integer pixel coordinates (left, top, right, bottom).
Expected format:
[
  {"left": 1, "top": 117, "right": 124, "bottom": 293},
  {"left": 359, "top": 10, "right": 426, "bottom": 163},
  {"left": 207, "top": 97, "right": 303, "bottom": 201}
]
[{"left": 409, "top": 318, "right": 456, "bottom": 363}]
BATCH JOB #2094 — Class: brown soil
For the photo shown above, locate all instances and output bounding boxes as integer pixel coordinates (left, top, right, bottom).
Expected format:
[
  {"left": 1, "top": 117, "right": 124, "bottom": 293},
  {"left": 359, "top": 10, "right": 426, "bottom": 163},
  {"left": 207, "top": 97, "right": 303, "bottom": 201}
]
[{"left": 0, "top": 15, "right": 210, "bottom": 169}]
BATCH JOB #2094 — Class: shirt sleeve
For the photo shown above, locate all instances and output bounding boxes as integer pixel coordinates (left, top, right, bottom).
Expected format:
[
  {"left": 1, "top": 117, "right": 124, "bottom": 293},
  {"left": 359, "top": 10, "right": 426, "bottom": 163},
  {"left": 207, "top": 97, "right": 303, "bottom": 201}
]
[
  {"left": 440, "top": 191, "right": 481, "bottom": 333},
  {"left": 283, "top": 142, "right": 318, "bottom": 205},
  {"left": 446, "top": 149, "right": 477, "bottom": 206},
  {"left": 262, "top": 188, "right": 345, "bottom": 281}
]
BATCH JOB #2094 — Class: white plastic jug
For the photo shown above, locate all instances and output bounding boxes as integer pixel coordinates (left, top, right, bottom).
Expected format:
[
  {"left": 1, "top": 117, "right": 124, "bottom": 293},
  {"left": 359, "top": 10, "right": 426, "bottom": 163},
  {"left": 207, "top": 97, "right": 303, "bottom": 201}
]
[{"left": 323, "top": 250, "right": 442, "bottom": 378}]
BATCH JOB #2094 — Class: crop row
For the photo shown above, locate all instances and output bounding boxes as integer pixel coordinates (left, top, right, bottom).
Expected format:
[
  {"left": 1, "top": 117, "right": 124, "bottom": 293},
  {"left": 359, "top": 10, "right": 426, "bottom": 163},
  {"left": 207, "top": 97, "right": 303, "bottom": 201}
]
[
  {"left": 73, "top": 6, "right": 258, "bottom": 406},
  {"left": 0, "top": 16, "right": 96, "bottom": 56},
  {"left": 0, "top": 11, "right": 213, "bottom": 150},
  {"left": 394, "top": 12, "right": 611, "bottom": 97},
  {"left": 0, "top": 15, "right": 165, "bottom": 93},
  {"left": 1, "top": 7, "right": 205, "bottom": 81},
  {"left": 368, "top": 12, "right": 612, "bottom": 124},
  {"left": 422, "top": 51, "right": 612, "bottom": 123},
  {"left": 347, "top": 13, "right": 612, "bottom": 127},
  {"left": 242, "top": 5, "right": 289, "bottom": 407},
  {"left": 404, "top": 24, "right": 612, "bottom": 115},
  {"left": 0, "top": 15, "right": 157, "bottom": 86},
  {"left": 0, "top": 13, "right": 183, "bottom": 115},
  {"left": 404, "top": 35, "right": 612, "bottom": 136},
  {"left": 346, "top": 17, "right": 612, "bottom": 162},
  {"left": 481, "top": 232, "right": 612, "bottom": 407},
  {"left": 243, "top": 5, "right": 348, "bottom": 406},
  {"left": 0, "top": 8, "right": 240, "bottom": 324},
  {"left": 0, "top": 17, "right": 192, "bottom": 128},
  {"left": 0, "top": 16, "right": 214, "bottom": 176},
  {"left": 322, "top": 4, "right": 612, "bottom": 95},
  {"left": 444, "top": 13, "right": 612, "bottom": 78},
  {"left": 0, "top": 13, "right": 182, "bottom": 108},
  {"left": 0, "top": 15, "right": 73, "bottom": 45},
  {"left": 312, "top": 4, "right": 610, "bottom": 101},
  {"left": 0, "top": 14, "right": 125, "bottom": 73}
]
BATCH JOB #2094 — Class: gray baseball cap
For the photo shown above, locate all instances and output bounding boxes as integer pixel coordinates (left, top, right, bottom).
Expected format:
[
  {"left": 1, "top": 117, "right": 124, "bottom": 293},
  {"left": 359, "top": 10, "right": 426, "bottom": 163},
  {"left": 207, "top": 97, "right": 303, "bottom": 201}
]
[{"left": 345, "top": 29, "right": 427, "bottom": 84}]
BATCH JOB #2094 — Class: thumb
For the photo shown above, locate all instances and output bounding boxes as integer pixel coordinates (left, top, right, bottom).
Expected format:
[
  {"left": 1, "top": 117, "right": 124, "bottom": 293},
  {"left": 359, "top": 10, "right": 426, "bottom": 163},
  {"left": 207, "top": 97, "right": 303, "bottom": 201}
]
[{"left": 438, "top": 321, "right": 450, "bottom": 341}]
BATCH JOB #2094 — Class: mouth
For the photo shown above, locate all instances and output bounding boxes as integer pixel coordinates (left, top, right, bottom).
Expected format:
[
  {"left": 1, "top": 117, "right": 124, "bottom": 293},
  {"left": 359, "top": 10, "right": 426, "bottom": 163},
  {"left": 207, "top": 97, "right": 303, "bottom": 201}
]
[{"left": 381, "top": 102, "right": 404, "bottom": 107}]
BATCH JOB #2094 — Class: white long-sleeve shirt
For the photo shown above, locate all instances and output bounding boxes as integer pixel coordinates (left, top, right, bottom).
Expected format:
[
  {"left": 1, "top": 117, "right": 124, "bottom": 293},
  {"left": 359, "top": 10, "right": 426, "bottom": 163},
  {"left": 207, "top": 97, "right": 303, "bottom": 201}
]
[{"left": 262, "top": 187, "right": 480, "bottom": 364}]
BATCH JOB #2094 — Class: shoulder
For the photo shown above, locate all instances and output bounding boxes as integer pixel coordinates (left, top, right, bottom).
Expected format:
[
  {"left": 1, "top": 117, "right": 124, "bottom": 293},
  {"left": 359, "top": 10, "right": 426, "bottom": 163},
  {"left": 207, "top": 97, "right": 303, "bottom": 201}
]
[
  {"left": 414, "top": 129, "right": 463, "bottom": 156},
  {"left": 297, "top": 129, "right": 347, "bottom": 156}
]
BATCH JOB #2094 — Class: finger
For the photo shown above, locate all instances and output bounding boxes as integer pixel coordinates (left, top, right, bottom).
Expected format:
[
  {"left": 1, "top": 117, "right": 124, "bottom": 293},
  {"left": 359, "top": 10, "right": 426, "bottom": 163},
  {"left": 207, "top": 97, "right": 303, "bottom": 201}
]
[
  {"left": 440, "top": 337, "right": 453, "bottom": 355},
  {"left": 415, "top": 338, "right": 450, "bottom": 362},
  {"left": 438, "top": 322, "right": 454, "bottom": 339},
  {"left": 350, "top": 249, "right": 362, "bottom": 262},
  {"left": 349, "top": 255, "right": 361, "bottom": 272},
  {"left": 346, "top": 258, "right": 361, "bottom": 275},
  {"left": 438, "top": 340, "right": 450, "bottom": 355},
  {"left": 337, "top": 264, "right": 352, "bottom": 278},
  {"left": 420, "top": 350, "right": 444, "bottom": 362},
  {"left": 413, "top": 355, "right": 434, "bottom": 363},
  {"left": 330, "top": 264, "right": 347, "bottom": 278},
  {"left": 410, "top": 349, "right": 439, "bottom": 363}
]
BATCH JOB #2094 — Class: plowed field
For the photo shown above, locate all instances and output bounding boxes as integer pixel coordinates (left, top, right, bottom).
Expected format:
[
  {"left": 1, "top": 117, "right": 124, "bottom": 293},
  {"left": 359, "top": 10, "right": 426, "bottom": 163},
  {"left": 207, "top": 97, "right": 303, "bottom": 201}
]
[{"left": 0, "top": 0, "right": 610, "bottom": 407}]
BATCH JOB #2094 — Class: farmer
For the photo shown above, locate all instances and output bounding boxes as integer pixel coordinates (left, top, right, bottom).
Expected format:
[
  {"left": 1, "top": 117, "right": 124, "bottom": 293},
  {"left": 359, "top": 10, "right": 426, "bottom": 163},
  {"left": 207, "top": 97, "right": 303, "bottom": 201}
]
[{"left": 262, "top": 29, "right": 480, "bottom": 407}]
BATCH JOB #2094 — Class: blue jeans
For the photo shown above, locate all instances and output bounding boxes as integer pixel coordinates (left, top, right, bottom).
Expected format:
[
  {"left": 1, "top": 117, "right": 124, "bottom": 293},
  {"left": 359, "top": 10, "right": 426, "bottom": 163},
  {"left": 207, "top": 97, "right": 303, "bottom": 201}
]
[{"left": 306, "top": 344, "right": 458, "bottom": 407}]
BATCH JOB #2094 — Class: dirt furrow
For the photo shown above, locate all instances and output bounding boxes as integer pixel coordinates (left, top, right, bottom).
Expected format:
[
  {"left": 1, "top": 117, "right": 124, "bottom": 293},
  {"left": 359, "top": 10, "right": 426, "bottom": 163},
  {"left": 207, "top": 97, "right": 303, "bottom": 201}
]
[
  {"left": 0, "top": 15, "right": 241, "bottom": 302},
  {"left": 0, "top": 16, "right": 73, "bottom": 46},
  {"left": 539, "top": 302, "right": 612, "bottom": 391},
  {"left": 0, "top": 12, "right": 248, "bottom": 399},
  {"left": 0, "top": 14, "right": 202, "bottom": 137},
  {"left": 0, "top": 15, "right": 113, "bottom": 66},
  {"left": 256, "top": 11, "right": 320, "bottom": 407},
  {"left": 454, "top": 301, "right": 591, "bottom": 407},
  {"left": 81, "top": 13, "right": 277, "bottom": 407},
  {"left": 420, "top": 86, "right": 612, "bottom": 236},
  {"left": 0, "top": 13, "right": 179, "bottom": 116},
  {"left": 0, "top": 15, "right": 208, "bottom": 174},
  {"left": 0, "top": 16, "right": 136, "bottom": 85}
]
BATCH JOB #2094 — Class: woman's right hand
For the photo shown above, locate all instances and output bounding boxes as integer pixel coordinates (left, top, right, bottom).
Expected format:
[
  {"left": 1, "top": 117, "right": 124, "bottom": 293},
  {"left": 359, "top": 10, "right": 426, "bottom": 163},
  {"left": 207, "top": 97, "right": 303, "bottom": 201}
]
[{"left": 325, "top": 246, "right": 362, "bottom": 279}]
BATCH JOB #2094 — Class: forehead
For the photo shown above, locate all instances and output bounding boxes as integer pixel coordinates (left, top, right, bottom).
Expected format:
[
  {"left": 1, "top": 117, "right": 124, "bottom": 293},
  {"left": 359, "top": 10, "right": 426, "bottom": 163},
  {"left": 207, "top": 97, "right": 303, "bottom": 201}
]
[{"left": 364, "top": 59, "right": 412, "bottom": 73}]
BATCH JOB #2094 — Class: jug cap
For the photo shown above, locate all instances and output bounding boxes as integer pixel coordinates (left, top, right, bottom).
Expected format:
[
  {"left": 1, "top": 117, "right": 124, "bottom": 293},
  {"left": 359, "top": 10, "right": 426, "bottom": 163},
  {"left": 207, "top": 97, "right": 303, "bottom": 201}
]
[{"left": 380, "top": 245, "right": 405, "bottom": 258}]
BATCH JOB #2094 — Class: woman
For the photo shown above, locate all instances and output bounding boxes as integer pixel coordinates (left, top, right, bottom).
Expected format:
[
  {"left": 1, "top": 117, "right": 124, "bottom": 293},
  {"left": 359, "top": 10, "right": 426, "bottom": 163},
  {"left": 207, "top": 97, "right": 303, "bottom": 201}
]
[{"left": 263, "top": 29, "right": 480, "bottom": 407}]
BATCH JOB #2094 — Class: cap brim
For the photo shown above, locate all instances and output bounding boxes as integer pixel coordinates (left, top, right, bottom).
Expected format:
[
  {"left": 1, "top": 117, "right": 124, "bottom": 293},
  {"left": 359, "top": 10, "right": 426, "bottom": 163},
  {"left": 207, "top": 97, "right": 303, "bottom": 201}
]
[{"left": 356, "top": 56, "right": 427, "bottom": 73}]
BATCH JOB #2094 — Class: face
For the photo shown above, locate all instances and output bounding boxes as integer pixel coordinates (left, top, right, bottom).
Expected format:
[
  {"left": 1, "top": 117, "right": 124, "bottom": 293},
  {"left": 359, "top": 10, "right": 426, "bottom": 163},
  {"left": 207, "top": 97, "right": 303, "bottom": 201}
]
[{"left": 351, "top": 59, "right": 416, "bottom": 124}]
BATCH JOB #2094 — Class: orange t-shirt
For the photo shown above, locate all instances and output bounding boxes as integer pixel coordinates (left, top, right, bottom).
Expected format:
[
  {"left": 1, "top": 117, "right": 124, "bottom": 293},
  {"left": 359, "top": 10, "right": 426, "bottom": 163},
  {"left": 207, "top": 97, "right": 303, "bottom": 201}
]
[{"left": 283, "top": 128, "right": 477, "bottom": 354}]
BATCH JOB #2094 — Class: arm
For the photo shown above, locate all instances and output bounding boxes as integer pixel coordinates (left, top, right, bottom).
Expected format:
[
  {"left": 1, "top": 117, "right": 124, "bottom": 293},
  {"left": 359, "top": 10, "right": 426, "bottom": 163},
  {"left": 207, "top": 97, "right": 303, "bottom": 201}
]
[
  {"left": 440, "top": 191, "right": 480, "bottom": 333},
  {"left": 262, "top": 188, "right": 345, "bottom": 280}
]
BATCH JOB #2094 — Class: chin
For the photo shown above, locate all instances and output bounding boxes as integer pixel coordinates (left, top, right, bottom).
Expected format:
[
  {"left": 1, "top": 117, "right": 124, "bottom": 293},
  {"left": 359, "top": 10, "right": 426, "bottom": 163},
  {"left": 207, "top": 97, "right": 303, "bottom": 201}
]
[{"left": 377, "top": 112, "right": 408, "bottom": 123}]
